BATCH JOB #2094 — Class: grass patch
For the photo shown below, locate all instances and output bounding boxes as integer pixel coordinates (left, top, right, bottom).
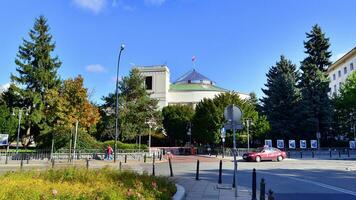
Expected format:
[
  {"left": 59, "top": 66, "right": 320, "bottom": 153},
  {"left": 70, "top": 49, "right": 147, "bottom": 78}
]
[{"left": 0, "top": 167, "right": 176, "bottom": 200}]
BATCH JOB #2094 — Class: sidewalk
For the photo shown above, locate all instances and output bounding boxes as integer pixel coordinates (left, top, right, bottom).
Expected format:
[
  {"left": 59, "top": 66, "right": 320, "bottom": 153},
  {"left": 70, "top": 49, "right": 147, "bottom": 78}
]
[{"left": 174, "top": 177, "right": 253, "bottom": 200}]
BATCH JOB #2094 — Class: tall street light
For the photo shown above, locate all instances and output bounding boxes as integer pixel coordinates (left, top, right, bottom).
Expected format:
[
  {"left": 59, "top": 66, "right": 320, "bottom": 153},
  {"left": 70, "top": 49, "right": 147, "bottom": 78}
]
[
  {"left": 12, "top": 107, "right": 29, "bottom": 153},
  {"left": 245, "top": 119, "right": 253, "bottom": 152},
  {"left": 114, "top": 44, "right": 125, "bottom": 163}
]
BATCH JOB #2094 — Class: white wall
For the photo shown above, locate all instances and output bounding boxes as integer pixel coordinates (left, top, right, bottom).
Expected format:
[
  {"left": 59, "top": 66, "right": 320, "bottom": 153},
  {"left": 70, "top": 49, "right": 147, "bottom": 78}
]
[{"left": 328, "top": 55, "right": 356, "bottom": 95}]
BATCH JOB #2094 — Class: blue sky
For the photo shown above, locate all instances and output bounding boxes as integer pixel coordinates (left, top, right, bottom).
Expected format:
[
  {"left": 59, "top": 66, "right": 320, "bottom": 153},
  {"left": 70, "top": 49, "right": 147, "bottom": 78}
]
[{"left": 1, "top": 0, "right": 355, "bottom": 104}]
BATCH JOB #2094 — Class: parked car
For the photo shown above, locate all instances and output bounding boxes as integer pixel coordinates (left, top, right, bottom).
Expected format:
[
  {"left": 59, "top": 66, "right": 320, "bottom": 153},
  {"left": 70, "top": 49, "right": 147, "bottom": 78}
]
[{"left": 242, "top": 147, "right": 287, "bottom": 162}]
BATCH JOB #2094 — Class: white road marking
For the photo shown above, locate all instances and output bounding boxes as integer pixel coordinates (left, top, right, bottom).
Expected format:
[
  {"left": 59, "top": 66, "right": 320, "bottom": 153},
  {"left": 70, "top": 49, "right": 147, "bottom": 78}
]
[{"left": 260, "top": 171, "right": 356, "bottom": 196}]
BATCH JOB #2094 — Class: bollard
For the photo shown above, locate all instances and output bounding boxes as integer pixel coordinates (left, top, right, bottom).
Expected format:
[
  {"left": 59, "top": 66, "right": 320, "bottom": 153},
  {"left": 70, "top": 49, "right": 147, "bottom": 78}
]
[
  {"left": 168, "top": 158, "right": 174, "bottom": 177},
  {"left": 124, "top": 154, "right": 127, "bottom": 163},
  {"left": 119, "top": 161, "right": 122, "bottom": 171},
  {"left": 300, "top": 151, "right": 303, "bottom": 158},
  {"left": 51, "top": 158, "right": 55, "bottom": 168},
  {"left": 312, "top": 151, "right": 314, "bottom": 158},
  {"left": 196, "top": 160, "right": 200, "bottom": 180},
  {"left": 329, "top": 150, "right": 332, "bottom": 158},
  {"left": 86, "top": 158, "right": 89, "bottom": 169},
  {"left": 338, "top": 151, "right": 341, "bottom": 158},
  {"left": 27, "top": 154, "right": 29, "bottom": 164},
  {"left": 348, "top": 149, "right": 350, "bottom": 157},
  {"left": 218, "top": 160, "right": 222, "bottom": 184},
  {"left": 20, "top": 154, "right": 24, "bottom": 169},
  {"left": 144, "top": 154, "right": 146, "bottom": 163},
  {"left": 260, "top": 178, "right": 266, "bottom": 200},
  {"left": 152, "top": 154, "right": 155, "bottom": 176},
  {"left": 287, "top": 151, "right": 290, "bottom": 158},
  {"left": 252, "top": 168, "right": 257, "bottom": 200},
  {"left": 5, "top": 151, "right": 8, "bottom": 165},
  {"left": 159, "top": 153, "right": 162, "bottom": 161}
]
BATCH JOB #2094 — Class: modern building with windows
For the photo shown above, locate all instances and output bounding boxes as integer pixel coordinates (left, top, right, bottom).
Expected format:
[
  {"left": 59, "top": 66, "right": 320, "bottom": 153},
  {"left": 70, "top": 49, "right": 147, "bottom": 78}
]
[
  {"left": 136, "top": 65, "right": 249, "bottom": 109},
  {"left": 328, "top": 47, "right": 356, "bottom": 95}
]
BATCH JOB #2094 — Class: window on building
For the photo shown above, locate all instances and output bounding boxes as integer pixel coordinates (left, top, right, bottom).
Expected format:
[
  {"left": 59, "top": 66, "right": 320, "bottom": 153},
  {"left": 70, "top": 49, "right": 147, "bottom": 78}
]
[
  {"left": 338, "top": 70, "right": 341, "bottom": 77},
  {"left": 333, "top": 74, "right": 336, "bottom": 80},
  {"left": 145, "top": 76, "right": 153, "bottom": 90},
  {"left": 351, "top": 63, "right": 354, "bottom": 71},
  {"left": 344, "top": 67, "right": 347, "bottom": 74}
]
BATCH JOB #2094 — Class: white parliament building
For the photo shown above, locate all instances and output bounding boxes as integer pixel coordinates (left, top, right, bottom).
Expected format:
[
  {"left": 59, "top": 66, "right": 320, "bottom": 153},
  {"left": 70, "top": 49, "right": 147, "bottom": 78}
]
[{"left": 136, "top": 65, "right": 249, "bottom": 109}]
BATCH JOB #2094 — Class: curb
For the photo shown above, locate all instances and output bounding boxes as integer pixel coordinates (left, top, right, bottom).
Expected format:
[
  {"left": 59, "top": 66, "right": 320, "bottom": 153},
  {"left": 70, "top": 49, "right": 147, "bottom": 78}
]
[{"left": 172, "top": 184, "right": 185, "bottom": 200}]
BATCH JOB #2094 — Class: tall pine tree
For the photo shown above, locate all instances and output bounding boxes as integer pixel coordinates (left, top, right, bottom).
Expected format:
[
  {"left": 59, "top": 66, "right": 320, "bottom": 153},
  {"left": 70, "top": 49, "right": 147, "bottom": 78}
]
[
  {"left": 298, "top": 25, "right": 332, "bottom": 141},
  {"left": 261, "top": 56, "right": 299, "bottom": 140},
  {"left": 6, "top": 16, "right": 61, "bottom": 146}
]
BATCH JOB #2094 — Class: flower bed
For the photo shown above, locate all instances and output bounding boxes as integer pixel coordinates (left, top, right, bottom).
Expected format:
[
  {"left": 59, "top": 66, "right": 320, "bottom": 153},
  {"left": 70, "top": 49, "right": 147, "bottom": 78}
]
[{"left": 0, "top": 167, "right": 176, "bottom": 200}]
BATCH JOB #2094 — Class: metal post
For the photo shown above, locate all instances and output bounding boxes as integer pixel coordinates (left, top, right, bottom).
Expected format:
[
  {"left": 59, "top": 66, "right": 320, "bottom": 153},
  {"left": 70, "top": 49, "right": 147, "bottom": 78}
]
[
  {"left": 20, "top": 154, "right": 23, "bottom": 169},
  {"left": 144, "top": 154, "right": 146, "bottom": 163},
  {"left": 218, "top": 160, "right": 222, "bottom": 184},
  {"left": 68, "top": 128, "right": 73, "bottom": 163},
  {"left": 124, "top": 154, "right": 127, "bottom": 163},
  {"left": 16, "top": 110, "right": 22, "bottom": 153},
  {"left": 5, "top": 145, "right": 9, "bottom": 164},
  {"left": 329, "top": 150, "right": 332, "bottom": 158},
  {"left": 51, "top": 158, "right": 55, "bottom": 168},
  {"left": 312, "top": 151, "right": 314, "bottom": 158},
  {"left": 196, "top": 159, "right": 200, "bottom": 180},
  {"left": 26, "top": 153, "right": 29, "bottom": 164},
  {"left": 73, "top": 120, "right": 78, "bottom": 160},
  {"left": 86, "top": 158, "right": 89, "bottom": 169},
  {"left": 168, "top": 158, "right": 173, "bottom": 177},
  {"left": 152, "top": 153, "right": 155, "bottom": 176},
  {"left": 300, "top": 151, "right": 303, "bottom": 158},
  {"left": 247, "top": 119, "right": 250, "bottom": 152},
  {"left": 252, "top": 168, "right": 257, "bottom": 200},
  {"left": 260, "top": 178, "right": 266, "bottom": 200},
  {"left": 119, "top": 161, "right": 122, "bottom": 171},
  {"left": 50, "top": 132, "right": 55, "bottom": 160},
  {"left": 114, "top": 44, "right": 125, "bottom": 163},
  {"left": 338, "top": 150, "right": 341, "bottom": 158}
]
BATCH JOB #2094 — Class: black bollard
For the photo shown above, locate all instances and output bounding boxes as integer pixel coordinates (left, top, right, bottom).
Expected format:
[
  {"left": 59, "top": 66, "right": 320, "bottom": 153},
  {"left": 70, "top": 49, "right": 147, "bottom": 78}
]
[
  {"left": 5, "top": 152, "right": 8, "bottom": 165},
  {"left": 338, "top": 151, "right": 341, "bottom": 158},
  {"left": 159, "top": 153, "right": 162, "bottom": 161},
  {"left": 218, "top": 160, "right": 222, "bottom": 184},
  {"left": 26, "top": 154, "right": 29, "bottom": 164},
  {"left": 152, "top": 154, "right": 155, "bottom": 176},
  {"left": 86, "top": 158, "right": 89, "bottom": 169},
  {"left": 168, "top": 158, "right": 174, "bottom": 177},
  {"left": 287, "top": 151, "right": 290, "bottom": 158},
  {"left": 144, "top": 154, "right": 146, "bottom": 163},
  {"left": 260, "top": 178, "right": 266, "bottom": 200},
  {"left": 196, "top": 160, "right": 200, "bottom": 180},
  {"left": 20, "top": 154, "right": 24, "bottom": 169},
  {"left": 252, "top": 168, "right": 257, "bottom": 200},
  {"left": 329, "top": 150, "right": 332, "bottom": 158},
  {"left": 124, "top": 154, "right": 127, "bottom": 163},
  {"left": 312, "top": 151, "right": 314, "bottom": 158},
  {"left": 348, "top": 149, "right": 350, "bottom": 157},
  {"left": 300, "top": 151, "right": 303, "bottom": 158}
]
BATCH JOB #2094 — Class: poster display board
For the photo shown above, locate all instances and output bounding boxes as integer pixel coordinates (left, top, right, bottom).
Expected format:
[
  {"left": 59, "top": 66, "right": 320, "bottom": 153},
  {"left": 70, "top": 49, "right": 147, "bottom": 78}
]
[
  {"left": 300, "top": 140, "right": 307, "bottom": 149},
  {"left": 289, "top": 140, "right": 296, "bottom": 149},
  {"left": 277, "top": 140, "right": 284, "bottom": 149},
  {"left": 0, "top": 134, "right": 9, "bottom": 146},
  {"left": 350, "top": 141, "right": 356, "bottom": 149},
  {"left": 310, "top": 140, "right": 318, "bottom": 149},
  {"left": 265, "top": 139, "right": 272, "bottom": 147}
]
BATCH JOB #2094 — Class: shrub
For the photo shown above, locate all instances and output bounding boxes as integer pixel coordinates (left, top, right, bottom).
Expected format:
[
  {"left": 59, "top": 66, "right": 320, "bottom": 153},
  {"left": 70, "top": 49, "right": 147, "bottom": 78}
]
[
  {"left": 102, "top": 140, "right": 148, "bottom": 150},
  {"left": 0, "top": 167, "right": 176, "bottom": 200}
]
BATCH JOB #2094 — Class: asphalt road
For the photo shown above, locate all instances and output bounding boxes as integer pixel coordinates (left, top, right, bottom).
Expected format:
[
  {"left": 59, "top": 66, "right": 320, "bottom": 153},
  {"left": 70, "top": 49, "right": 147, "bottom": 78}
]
[{"left": 139, "top": 156, "right": 356, "bottom": 200}]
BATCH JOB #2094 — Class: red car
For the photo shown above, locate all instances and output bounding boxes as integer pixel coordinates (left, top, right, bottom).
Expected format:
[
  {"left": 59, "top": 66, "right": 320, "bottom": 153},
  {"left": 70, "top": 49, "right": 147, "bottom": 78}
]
[{"left": 243, "top": 147, "right": 287, "bottom": 162}]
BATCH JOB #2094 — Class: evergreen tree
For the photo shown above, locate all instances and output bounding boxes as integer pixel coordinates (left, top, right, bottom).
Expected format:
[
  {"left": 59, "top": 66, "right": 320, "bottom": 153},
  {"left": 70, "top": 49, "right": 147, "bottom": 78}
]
[
  {"left": 261, "top": 56, "right": 299, "bottom": 140},
  {"left": 98, "top": 69, "right": 161, "bottom": 142},
  {"left": 298, "top": 25, "right": 332, "bottom": 140},
  {"left": 5, "top": 16, "right": 61, "bottom": 147}
]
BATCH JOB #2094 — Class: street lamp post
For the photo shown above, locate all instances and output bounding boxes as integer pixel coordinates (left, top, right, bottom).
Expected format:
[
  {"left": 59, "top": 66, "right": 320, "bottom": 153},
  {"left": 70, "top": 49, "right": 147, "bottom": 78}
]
[
  {"left": 114, "top": 44, "right": 125, "bottom": 163},
  {"left": 245, "top": 119, "right": 253, "bottom": 152},
  {"left": 12, "top": 107, "right": 29, "bottom": 153}
]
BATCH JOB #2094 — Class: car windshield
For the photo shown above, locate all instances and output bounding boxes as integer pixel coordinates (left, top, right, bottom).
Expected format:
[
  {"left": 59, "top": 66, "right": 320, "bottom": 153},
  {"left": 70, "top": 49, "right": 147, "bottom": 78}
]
[{"left": 255, "top": 147, "right": 264, "bottom": 152}]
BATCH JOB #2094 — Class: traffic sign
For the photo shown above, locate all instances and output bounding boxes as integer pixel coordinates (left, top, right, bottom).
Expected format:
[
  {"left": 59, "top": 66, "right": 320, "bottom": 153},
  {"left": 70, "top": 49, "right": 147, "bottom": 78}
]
[
  {"left": 224, "top": 105, "right": 242, "bottom": 124},
  {"left": 224, "top": 123, "right": 244, "bottom": 130}
]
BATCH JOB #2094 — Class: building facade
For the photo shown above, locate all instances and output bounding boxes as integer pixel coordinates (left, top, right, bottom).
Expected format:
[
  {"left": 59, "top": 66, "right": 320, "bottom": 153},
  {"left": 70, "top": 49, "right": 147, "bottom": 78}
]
[
  {"left": 328, "top": 47, "right": 356, "bottom": 95},
  {"left": 136, "top": 65, "right": 249, "bottom": 109}
]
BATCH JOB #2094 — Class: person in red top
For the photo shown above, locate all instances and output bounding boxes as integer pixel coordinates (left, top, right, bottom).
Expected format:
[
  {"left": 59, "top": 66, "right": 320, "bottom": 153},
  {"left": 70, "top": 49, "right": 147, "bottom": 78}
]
[{"left": 107, "top": 145, "right": 113, "bottom": 160}]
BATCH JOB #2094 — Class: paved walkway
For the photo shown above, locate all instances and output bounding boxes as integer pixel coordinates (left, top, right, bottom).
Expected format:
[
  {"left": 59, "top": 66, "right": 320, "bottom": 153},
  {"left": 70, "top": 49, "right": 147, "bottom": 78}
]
[{"left": 174, "top": 177, "right": 253, "bottom": 200}]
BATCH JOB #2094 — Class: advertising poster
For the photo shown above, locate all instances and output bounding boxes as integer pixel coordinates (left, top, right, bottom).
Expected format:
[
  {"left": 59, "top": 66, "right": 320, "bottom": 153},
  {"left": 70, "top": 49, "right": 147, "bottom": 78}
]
[
  {"left": 277, "top": 140, "right": 284, "bottom": 149},
  {"left": 300, "top": 140, "right": 307, "bottom": 149},
  {"left": 0, "top": 134, "right": 9, "bottom": 146},
  {"left": 289, "top": 140, "right": 296, "bottom": 149},
  {"left": 350, "top": 141, "right": 356, "bottom": 149},
  {"left": 265, "top": 139, "right": 272, "bottom": 147},
  {"left": 310, "top": 140, "right": 318, "bottom": 149}
]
